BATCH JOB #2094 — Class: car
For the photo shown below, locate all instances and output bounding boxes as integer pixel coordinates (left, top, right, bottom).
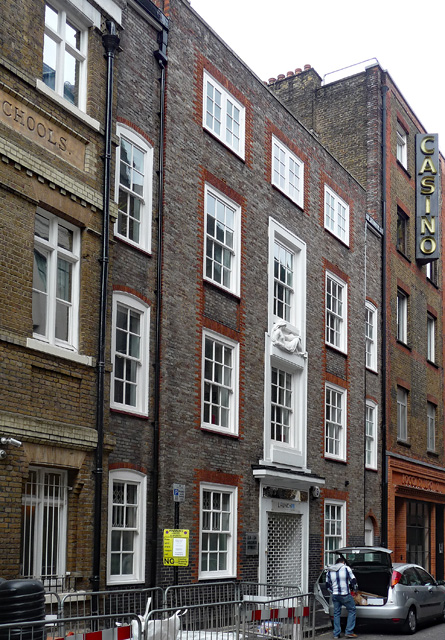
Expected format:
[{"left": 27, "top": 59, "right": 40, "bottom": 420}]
[{"left": 314, "top": 546, "right": 445, "bottom": 634}]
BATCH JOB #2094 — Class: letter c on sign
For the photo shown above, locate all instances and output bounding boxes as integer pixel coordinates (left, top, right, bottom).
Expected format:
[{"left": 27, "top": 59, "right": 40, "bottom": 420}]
[
  {"left": 420, "top": 136, "right": 435, "bottom": 155},
  {"left": 2, "top": 100, "right": 12, "bottom": 117}
]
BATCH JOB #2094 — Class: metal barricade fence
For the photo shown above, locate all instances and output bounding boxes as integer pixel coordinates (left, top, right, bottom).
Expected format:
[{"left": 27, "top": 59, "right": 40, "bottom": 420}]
[
  {"left": 0, "top": 614, "right": 141, "bottom": 640},
  {"left": 163, "top": 584, "right": 302, "bottom": 609},
  {"left": 239, "top": 594, "right": 315, "bottom": 640},
  {"left": 57, "top": 589, "right": 163, "bottom": 620},
  {"left": 164, "top": 583, "right": 238, "bottom": 609},
  {"left": 0, "top": 589, "right": 316, "bottom": 640},
  {"left": 147, "top": 594, "right": 315, "bottom": 640}
]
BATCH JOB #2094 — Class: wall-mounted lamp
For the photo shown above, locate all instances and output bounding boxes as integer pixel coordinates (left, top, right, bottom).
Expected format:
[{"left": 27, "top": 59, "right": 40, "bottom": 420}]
[
  {"left": 1, "top": 437, "right": 22, "bottom": 448},
  {"left": 0, "top": 436, "right": 22, "bottom": 459}
]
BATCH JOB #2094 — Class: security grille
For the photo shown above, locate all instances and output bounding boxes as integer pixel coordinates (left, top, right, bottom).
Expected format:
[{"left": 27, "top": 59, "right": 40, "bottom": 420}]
[
  {"left": 20, "top": 467, "right": 67, "bottom": 583},
  {"left": 267, "top": 512, "right": 302, "bottom": 586}
]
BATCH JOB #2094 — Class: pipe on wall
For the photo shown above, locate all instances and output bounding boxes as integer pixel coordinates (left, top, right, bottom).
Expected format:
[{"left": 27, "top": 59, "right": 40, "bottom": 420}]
[
  {"left": 150, "top": 25, "right": 168, "bottom": 588},
  {"left": 92, "top": 21, "right": 120, "bottom": 594},
  {"left": 380, "top": 78, "right": 389, "bottom": 548}
]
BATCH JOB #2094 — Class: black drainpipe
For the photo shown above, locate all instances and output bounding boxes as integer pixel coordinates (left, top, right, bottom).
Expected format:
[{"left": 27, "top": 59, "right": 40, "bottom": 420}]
[
  {"left": 150, "top": 27, "right": 168, "bottom": 588},
  {"left": 92, "top": 21, "right": 120, "bottom": 595},
  {"left": 380, "top": 78, "right": 389, "bottom": 548}
]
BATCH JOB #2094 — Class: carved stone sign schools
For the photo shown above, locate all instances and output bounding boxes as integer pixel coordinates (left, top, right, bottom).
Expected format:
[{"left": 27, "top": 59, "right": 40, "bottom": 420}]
[{"left": 0, "top": 88, "right": 86, "bottom": 170}]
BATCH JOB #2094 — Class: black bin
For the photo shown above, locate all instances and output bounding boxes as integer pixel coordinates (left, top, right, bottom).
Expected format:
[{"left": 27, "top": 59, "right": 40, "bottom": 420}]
[{"left": 0, "top": 579, "right": 45, "bottom": 640}]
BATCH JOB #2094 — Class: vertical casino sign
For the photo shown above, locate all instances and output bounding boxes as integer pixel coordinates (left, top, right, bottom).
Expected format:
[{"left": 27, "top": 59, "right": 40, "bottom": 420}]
[{"left": 416, "top": 134, "right": 440, "bottom": 264}]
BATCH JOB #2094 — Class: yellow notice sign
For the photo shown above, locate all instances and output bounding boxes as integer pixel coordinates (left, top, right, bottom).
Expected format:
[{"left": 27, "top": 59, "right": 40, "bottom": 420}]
[{"left": 163, "top": 529, "right": 189, "bottom": 566}]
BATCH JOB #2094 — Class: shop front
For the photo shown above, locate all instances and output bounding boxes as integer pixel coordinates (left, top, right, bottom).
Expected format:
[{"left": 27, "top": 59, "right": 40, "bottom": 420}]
[{"left": 388, "top": 455, "right": 445, "bottom": 580}]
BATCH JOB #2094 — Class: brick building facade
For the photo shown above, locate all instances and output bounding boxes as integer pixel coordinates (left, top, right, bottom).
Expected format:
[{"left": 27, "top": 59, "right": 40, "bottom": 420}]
[
  {"left": 269, "top": 61, "right": 445, "bottom": 578},
  {"left": 0, "top": 0, "right": 123, "bottom": 589},
  {"left": 0, "top": 0, "right": 441, "bottom": 598}
]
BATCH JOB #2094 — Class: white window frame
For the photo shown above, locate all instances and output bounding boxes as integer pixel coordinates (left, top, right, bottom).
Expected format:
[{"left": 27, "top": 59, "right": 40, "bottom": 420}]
[
  {"left": 365, "top": 301, "right": 377, "bottom": 372},
  {"left": 397, "top": 386, "right": 408, "bottom": 442},
  {"left": 364, "top": 517, "right": 375, "bottom": 546},
  {"left": 265, "top": 219, "right": 307, "bottom": 469},
  {"left": 107, "top": 469, "right": 146, "bottom": 585},
  {"left": 201, "top": 330, "right": 239, "bottom": 436},
  {"left": 325, "top": 383, "right": 347, "bottom": 461},
  {"left": 269, "top": 219, "right": 306, "bottom": 336},
  {"left": 427, "top": 402, "right": 436, "bottom": 452},
  {"left": 427, "top": 313, "right": 436, "bottom": 363},
  {"left": 365, "top": 400, "right": 378, "bottom": 470},
  {"left": 325, "top": 271, "right": 347, "bottom": 353},
  {"left": 270, "top": 363, "right": 295, "bottom": 447},
  {"left": 324, "top": 185, "right": 349, "bottom": 245},
  {"left": 271, "top": 136, "right": 304, "bottom": 208},
  {"left": 203, "top": 71, "right": 245, "bottom": 159},
  {"left": 324, "top": 500, "right": 346, "bottom": 566},
  {"left": 199, "top": 483, "right": 237, "bottom": 580},
  {"left": 426, "top": 260, "right": 438, "bottom": 285},
  {"left": 396, "top": 209, "right": 408, "bottom": 255},
  {"left": 33, "top": 208, "right": 81, "bottom": 351},
  {"left": 397, "top": 289, "right": 408, "bottom": 344},
  {"left": 111, "top": 292, "right": 150, "bottom": 416},
  {"left": 396, "top": 122, "right": 408, "bottom": 168},
  {"left": 21, "top": 467, "right": 68, "bottom": 582},
  {"left": 204, "top": 185, "right": 241, "bottom": 296},
  {"left": 115, "top": 124, "right": 153, "bottom": 253},
  {"left": 42, "top": 0, "right": 91, "bottom": 111}
]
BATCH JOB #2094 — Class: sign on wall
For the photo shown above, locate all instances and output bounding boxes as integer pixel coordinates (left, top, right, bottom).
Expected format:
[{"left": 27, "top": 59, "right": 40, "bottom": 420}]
[
  {"left": 163, "top": 529, "right": 189, "bottom": 566},
  {"left": 415, "top": 133, "right": 440, "bottom": 264}
]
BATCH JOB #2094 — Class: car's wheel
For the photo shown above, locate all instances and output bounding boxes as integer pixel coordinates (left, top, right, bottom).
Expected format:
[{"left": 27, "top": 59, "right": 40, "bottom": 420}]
[
  {"left": 438, "top": 601, "right": 445, "bottom": 623},
  {"left": 402, "top": 607, "right": 417, "bottom": 634}
]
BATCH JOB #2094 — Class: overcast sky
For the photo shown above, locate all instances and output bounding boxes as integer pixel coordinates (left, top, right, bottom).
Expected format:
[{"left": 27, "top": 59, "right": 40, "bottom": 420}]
[{"left": 190, "top": 0, "right": 445, "bottom": 152}]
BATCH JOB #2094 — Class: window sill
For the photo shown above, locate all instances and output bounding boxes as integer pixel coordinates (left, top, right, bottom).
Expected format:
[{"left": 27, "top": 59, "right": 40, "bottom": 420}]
[
  {"left": 198, "top": 573, "right": 236, "bottom": 581},
  {"left": 324, "top": 226, "right": 350, "bottom": 249},
  {"left": 111, "top": 407, "right": 149, "bottom": 420},
  {"left": 200, "top": 425, "right": 239, "bottom": 439},
  {"left": 365, "top": 365, "right": 378, "bottom": 375},
  {"left": 325, "top": 343, "right": 347, "bottom": 357},
  {"left": 397, "top": 438, "right": 411, "bottom": 448},
  {"left": 396, "top": 160, "right": 411, "bottom": 179},
  {"left": 114, "top": 234, "right": 153, "bottom": 256},
  {"left": 324, "top": 455, "right": 347, "bottom": 464},
  {"left": 271, "top": 183, "right": 304, "bottom": 211},
  {"left": 396, "top": 339, "right": 411, "bottom": 351},
  {"left": 427, "top": 449, "right": 439, "bottom": 457},
  {"left": 27, "top": 338, "right": 94, "bottom": 366},
  {"left": 106, "top": 577, "right": 145, "bottom": 586},
  {"left": 203, "top": 278, "right": 241, "bottom": 301},
  {"left": 426, "top": 277, "right": 439, "bottom": 289},
  {"left": 203, "top": 127, "right": 245, "bottom": 162},
  {"left": 396, "top": 248, "right": 411, "bottom": 263},
  {"left": 36, "top": 80, "right": 101, "bottom": 132},
  {"left": 427, "top": 359, "right": 439, "bottom": 369},
  {"left": 365, "top": 465, "right": 378, "bottom": 473}
]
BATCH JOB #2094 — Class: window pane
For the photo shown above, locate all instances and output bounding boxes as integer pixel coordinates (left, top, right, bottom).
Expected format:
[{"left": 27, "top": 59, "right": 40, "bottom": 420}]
[
  {"left": 43, "top": 35, "right": 57, "bottom": 91},
  {"left": 55, "top": 301, "right": 69, "bottom": 341},
  {"left": 65, "top": 20, "right": 81, "bottom": 51}
]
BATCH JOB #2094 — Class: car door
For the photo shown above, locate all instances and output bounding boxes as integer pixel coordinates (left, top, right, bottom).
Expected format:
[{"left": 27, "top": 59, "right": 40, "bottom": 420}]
[
  {"left": 414, "top": 567, "right": 443, "bottom": 619},
  {"left": 314, "top": 569, "right": 330, "bottom": 613}
]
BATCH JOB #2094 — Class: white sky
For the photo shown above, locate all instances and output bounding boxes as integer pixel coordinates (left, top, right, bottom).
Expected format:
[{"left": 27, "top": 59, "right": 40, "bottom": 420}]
[{"left": 190, "top": 0, "right": 445, "bottom": 152}]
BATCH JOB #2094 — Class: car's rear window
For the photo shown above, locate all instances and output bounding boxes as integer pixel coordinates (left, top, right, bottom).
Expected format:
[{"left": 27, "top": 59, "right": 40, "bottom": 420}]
[{"left": 341, "top": 551, "right": 391, "bottom": 569}]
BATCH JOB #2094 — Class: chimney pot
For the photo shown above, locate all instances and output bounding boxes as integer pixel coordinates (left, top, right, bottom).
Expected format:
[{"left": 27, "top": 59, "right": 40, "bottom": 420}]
[
  {"left": 304, "top": 64, "right": 311, "bottom": 70},
  {"left": 277, "top": 74, "right": 285, "bottom": 80},
  {"left": 268, "top": 77, "right": 276, "bottom": 84},
  {"left": 287, "top": 71, "right": 293, "bottom": 77},
  {"left": 295, "top": 68, "right": 302, "bottom": 74}
]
